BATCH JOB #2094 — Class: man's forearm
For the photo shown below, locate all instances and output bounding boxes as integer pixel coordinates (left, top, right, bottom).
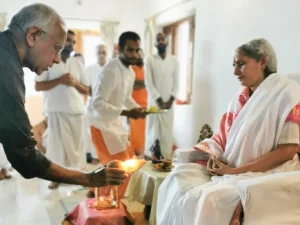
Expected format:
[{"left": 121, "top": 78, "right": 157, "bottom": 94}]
[
  {"left": 74, "top": 83, "right": 90, "bottom": 95},
  {"left": 39, "top": 162, "right": 90, "bottom": 186},
  {"left": 134, "top": 80, "right": 146, "bottom": 90},
  {"left": 35, "top": 78, "right": 61, "bottom": 91}
]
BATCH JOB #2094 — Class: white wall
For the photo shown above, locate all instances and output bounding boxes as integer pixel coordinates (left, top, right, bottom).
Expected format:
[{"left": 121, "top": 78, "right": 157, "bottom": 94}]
[
  {"left": 1, "top": 0, "right": 187, "bottom": 39},
  {"left": 173, "top": 0, "right": 300, "bottom": 148}
]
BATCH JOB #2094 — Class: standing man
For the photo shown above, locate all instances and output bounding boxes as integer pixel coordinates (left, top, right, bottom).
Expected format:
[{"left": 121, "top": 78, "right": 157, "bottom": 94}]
[
  {"left": 88, "top": 31, "right": 146, "bottom": 197},
  {"left": 0, "top": 3, "right": 126, "bottom": 190},
  {"left": 145, "top": 33, "right": 179, "bottom": 160},
  {"left": 86, "top": 44, "right": 108, "bottom": 95},
  {"left": 130, "top": 50, "right": 148, "bottom": 156},
  {"left": 84, "top": 44, "right": 108, "bottom": 163},
  {"left": 35, "top": 30, "right": 90, "bottom": 189}
]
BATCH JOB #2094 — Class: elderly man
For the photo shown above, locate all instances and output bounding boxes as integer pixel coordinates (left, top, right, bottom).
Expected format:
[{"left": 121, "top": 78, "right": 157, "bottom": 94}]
[
  {"left": 0, "top": 3, "right": 126, "bottom": 189},
  {"left": 145, "top": 33, "right": 179, "bottom": 160},
  {"left": 84, "top": 44, "right": 109, "bottom": 163},
  {"left": 86, "top": 44, "right": 108, "bottom": 96},
  {"left": 35, "top": 29, "right": 90, "bottom": 189}
]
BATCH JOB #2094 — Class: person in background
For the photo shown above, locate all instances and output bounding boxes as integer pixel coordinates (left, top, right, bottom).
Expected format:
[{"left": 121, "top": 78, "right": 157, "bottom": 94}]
[
  {"left": 35, "top": 30, "right": 90, "bottom": 189},
  {"left": 85, "top": 44, "right": 109, "bottom": 164},
  {"left": 130, "top": 49, "right": 147, "bottom": 156},
  {"left": 112, "top": 43, "right": 119, "bottom": 58},
  {"left": 145, "top": 32, "right": 179, "bottom": 161},
  {"left": 86, "top": 44, "right": 108, "bottom": 94},
  {"left": 32, "top": 118, "right": 48, "bottom": 154},
  {"left": 0, "top": 3, "right": 126, "bottom": 191}
]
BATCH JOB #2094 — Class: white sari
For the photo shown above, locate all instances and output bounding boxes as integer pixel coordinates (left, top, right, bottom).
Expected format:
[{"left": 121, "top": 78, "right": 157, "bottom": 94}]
[{"left": 157, "top": 74, "right": 300, "bottom": 225}]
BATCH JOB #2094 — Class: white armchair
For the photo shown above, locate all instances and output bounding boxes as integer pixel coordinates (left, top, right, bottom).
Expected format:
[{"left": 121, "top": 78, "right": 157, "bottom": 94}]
[
  {"left": 175, "top": 148, "right": 207, "bottom": 163},
  {"left": 175, "top": 148, "right": 300, "bottom": 224},
  {"left": 237, "top": 171, "right": 300, "bottom": 225}
]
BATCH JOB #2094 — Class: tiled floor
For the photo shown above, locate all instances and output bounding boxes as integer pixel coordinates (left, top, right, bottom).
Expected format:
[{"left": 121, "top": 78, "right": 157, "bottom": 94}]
[{"left": 0, "top": 167, "right": 145, "bottom": 225}]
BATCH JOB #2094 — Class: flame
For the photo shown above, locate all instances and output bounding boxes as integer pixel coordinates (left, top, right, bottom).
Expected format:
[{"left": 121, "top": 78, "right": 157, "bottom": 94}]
[{"left": 123, "top": 159, "right": 137, "bottom": 173}]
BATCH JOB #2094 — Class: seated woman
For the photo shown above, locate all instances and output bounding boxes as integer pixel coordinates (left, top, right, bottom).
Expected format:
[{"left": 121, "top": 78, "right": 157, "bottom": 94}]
[{"left": 157, "top": 38, "right": 300, "bottom": 225}]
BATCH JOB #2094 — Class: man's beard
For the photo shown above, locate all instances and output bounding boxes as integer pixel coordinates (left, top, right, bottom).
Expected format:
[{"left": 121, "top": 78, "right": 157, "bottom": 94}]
[
  {"left": 61, "top": 46, "right": 73, "bottom": 57},
  {"left": 157, "top": 45, "right": 167, "bottom": 54}
]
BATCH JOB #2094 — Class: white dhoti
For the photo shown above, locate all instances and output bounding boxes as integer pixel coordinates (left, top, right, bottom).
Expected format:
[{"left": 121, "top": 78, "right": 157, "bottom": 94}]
[
  {"left": 0, "top": 144, "right": 11, "bottom": 168},
  {"left": 46, "top": 112, "right": 86, "bottom": 169},
  {"left": 145, "top": 108, "right": 174, "bottom": 159},
  {"left": 145, "top": 54, "right": 179, "bottom": 160}
]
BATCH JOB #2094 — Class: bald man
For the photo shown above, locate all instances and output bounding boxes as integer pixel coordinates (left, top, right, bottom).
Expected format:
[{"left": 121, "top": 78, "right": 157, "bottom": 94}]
[
  {"left": 86, "top": 44, "right": 109, "bottom": 96},
  {"left": 85, "top": 44, "right": 109, "bottom": 162}
]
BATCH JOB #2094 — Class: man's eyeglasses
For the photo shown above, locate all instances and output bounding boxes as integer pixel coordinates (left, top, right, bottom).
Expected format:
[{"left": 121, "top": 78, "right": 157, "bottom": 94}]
[{"left": 39, "top": 29, "right": 64, "bottom": 55}]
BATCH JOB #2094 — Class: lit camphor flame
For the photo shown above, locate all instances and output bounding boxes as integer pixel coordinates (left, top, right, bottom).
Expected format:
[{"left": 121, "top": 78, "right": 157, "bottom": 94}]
[
  {"left": 123, "top": 159, "right": 137, "bottom": 173},
  {"left": 123, "top": 159, "right": 146, "bottom": 173}
]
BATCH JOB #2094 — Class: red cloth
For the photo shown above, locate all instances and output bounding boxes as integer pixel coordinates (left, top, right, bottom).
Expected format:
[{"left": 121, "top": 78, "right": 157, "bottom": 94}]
[{"left": 65, "top": 199, "right": 135, "bottom": 225}]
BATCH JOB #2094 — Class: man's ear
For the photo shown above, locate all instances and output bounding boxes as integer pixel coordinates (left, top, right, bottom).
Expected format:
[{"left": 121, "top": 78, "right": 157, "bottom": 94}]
[{"left": 27, "top": 26, "right": 43, "bottom": 47}]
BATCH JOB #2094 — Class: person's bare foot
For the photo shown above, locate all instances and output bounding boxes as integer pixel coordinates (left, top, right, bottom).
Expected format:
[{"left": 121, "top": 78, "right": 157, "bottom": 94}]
[
  {"left": 1, "top": 168, "right": 11, "bottom": 179},
  {"left": 48, "top": 182, "right": 59, "bottom": 189}
]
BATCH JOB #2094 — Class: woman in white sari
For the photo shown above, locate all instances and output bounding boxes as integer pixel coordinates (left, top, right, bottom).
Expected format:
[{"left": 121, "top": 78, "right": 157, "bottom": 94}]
[{"left": 157, "top": 38, "right": 300, "bottom": 225}]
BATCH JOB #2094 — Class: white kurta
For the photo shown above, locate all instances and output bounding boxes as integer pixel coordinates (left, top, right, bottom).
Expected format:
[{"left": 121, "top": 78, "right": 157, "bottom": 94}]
[
  {"left": 35, "top": 57, "right": 89, "bottom": 169},
  {"left": 157, "top": 74, "right": 300, "bottom": 225},
  {"left": 145, "top": 54, "right": 179, "bottom": 159},
  {"left": 88, "top": 58, "right": 139, "bottom": 155},
  {"left": 84, "top": 63, "right": 106, "bottom": 156},
  {"left": 0, "top": 143, "right": 11, "bottom": 168}
]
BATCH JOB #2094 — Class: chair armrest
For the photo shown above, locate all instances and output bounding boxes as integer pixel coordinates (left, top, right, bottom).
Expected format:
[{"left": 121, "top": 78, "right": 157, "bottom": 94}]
[
  {"left": 175, "top": 148, "right": 208, "bottom": 163},
  {"left": 237, "top": 171, "right": 300, "bottom": 225}
]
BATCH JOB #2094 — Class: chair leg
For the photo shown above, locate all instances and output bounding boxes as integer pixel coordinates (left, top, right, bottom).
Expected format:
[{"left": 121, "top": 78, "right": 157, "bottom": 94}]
[{"left": 143, "top": 205, "right": 151, "bottom": 221}]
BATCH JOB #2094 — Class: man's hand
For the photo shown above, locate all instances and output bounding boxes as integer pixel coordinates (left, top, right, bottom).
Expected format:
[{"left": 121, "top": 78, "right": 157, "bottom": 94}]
[
  {"left": 164, "top": 96, "right": 175, "bottom": 109},
  {"left": 87, "top": 167, "right": 128, "bottom": 187},
  {"left": 60, "top": 73, "right": 77, "bottom": 86},
  {"left": 156, "top": 98, "right": 165, "bottom": 109},
  {"left": 121, "top": 108, "right": 147, "bottom": 119}
]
